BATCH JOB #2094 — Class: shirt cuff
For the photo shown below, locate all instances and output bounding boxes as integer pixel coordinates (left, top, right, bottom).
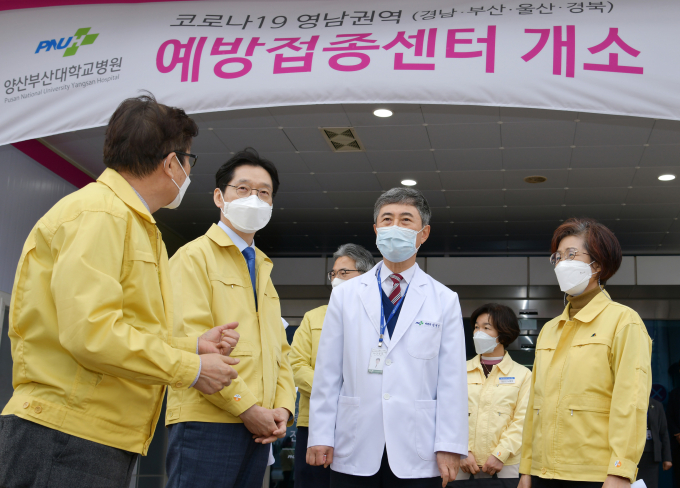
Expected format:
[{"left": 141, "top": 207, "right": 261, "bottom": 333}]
[
  {"left": 607, "top": 455, "right": 637, "bottom": 483},
  {"left": 492, "top": 445, "right": 511, "bottom": 464},
  {"left": 190, "top": 357, "right": 201, "bottom": 388}
]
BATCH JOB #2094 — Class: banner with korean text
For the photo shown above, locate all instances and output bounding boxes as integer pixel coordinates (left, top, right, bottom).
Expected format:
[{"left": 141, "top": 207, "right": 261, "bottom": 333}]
[{"left": 1, "top": 0, "right": 679, "bottom": 145}]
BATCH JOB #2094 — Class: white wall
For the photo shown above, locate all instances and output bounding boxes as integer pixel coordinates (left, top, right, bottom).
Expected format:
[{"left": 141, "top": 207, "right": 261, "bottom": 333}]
[{"left": 0, "top": 145, "right": 77, "bottom": 294}]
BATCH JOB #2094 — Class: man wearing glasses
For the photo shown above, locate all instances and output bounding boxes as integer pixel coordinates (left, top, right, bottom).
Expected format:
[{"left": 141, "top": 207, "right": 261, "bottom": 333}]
[
  {"left": 0, "top": 94, "right": 239, "bottom": 488},
  {"left": 165, "top": 148, "right": 296, "bottom": 488},
  {"left": 289, "top": 244, "right": 376, "bottom": 488}
]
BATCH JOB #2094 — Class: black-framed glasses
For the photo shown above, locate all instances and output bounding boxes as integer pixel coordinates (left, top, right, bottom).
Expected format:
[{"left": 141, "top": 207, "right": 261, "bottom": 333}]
[
  {"left": 226, "top": 184, "right": 273, "bottom": 203},
  {"left": 549, "top": 247, "right": 590, "bottom": 266},
  {"left": 163, "top": 150, "right": 198, "bottom": 168},
  {"left": 328, "top": 269, "right": 359, "bottom": 281}
]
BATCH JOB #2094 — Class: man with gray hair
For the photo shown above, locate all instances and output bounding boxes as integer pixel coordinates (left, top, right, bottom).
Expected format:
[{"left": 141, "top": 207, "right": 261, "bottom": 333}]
[
  {"left": 289, "top": 243, "right": 375, "bottom": 488},
  {"left": 307, "top": 188, "right": 468, "bottom": 488}
]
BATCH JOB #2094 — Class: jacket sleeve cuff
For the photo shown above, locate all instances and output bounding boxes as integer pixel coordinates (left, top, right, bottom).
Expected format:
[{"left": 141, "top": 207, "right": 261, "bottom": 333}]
[
  {"left": 307, "top": 435, "right": 335, "bottom": 449},
  {"left": 170, "top": 350, "right": 201, "bottom": 390},
  {"left": 519, "top": 459, "right": 532, "bottom": 474},
  {"left": 221, "top": 388, "right": 259, "bottom": 417},
  {"left": 172, "top": 336, "right": 200, "bottom": 354},
  {"left": 275, "top": 394, "right": 297, "bottom": 427},
  {"left": 434, "top": 442, "right": 468, "bottom": 456},
  {"left": 491, "top": 445, "right": 511, "bottom": 464},
  {"left": 607, "top": 455, "right": 637, "bottom": 483}
]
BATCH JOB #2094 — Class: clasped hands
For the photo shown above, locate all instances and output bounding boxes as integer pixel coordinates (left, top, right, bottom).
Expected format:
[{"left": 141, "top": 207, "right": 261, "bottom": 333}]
[
  {"left": 460, "top": 451, "right": 504, "bottom": 477},
  {"left": 241, "top": 405, "right": 291, "bottom": 445},
  {"left": 193, "top": 322, "right": 241, "bottom": 395}
]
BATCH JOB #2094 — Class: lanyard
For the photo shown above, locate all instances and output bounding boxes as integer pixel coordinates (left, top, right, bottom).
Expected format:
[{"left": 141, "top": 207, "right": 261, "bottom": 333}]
[{"left": 376, "top": 263, "right": 410, "bottom": 347}]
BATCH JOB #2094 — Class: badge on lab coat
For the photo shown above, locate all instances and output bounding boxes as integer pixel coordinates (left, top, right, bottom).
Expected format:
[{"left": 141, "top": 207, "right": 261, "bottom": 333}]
[{"left": 368, "top": 347, "right": 388, "bottom": 374}]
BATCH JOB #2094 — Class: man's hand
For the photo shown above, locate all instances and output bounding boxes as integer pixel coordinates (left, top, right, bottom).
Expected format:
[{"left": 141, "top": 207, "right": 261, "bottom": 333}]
[
  {"left": 240, "top": 405, "right": 278, "bottom": 439},
  {"left": 192, "top": 354, "right": 239, "bottom": 395},
  {"left": 198, "top": 322, "right": 239, "bottom": 356},
  {"left": 602, "top": 475, "right": 631, "bottom": 488},
  {"left": 436, "top": 452, "right": 460, "bottom": 487},
  {"left": 675, "top": 433, "right": 680, "bottom": 445},
  {"left": 253, "top": 408, "right": 291, "bottom": 444},
  {"left": 307, "top": 446, "right": 334, "bottom": 468},
  {"left": 518, "top": 474, "right": 532, "bottom": 488},
  {"left": 460, "top": 451, "right": 480, "bottom": 475},
  {"left": 482, "top": 455, "right": 504, "bottom": 476},
  {"left": 663, "top": 461, "right": 673, "bottom": 471}
]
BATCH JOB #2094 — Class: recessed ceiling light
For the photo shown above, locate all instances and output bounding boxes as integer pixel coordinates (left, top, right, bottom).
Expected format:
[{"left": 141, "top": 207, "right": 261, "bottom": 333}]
[
  {"left": 373, "top": 109, "right": 393, "bottom": 118},
  {"left": 524, "top": 175, "right": 548, "bottom": 184},
  {"left": 401, "top": 179, "right": 417, "bottom": 186},
  {"left": 658, "top": 174, "right": 676, "bottom": 181}
]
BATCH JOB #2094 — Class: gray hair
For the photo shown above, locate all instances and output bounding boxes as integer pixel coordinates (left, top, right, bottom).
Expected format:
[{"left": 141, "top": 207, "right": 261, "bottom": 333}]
[
  {"left": 333, "top": 243, "right": 376, "bottom": 273},
  {"left": 373, "top": 187, "right": 431, "bottom": 227}
]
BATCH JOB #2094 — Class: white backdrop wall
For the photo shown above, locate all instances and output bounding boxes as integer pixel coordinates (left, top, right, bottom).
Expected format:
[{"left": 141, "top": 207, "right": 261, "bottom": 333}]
[{"left": 0, "top": 145, "right": 77, "bottom": 294}]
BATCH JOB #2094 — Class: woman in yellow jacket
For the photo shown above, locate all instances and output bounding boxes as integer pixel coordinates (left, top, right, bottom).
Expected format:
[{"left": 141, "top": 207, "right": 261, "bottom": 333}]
[
  {"left": 519, "top": 218, "right": 652, "bottom": 488},
  {"left": 457, "top": 303, "right": 531, "bottom": 482},
  {"left": 289, "top": 243, "right": 375, "bottom": 488}
]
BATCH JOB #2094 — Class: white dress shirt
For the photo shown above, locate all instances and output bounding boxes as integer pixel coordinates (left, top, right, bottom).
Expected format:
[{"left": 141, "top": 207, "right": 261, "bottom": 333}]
[{"left": 379, "top": 262, "right": 416, "bottom": 297}]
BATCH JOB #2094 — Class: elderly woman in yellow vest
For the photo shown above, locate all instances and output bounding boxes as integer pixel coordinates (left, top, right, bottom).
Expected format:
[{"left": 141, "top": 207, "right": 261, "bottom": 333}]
[
  {"left": 457, "top": 303, "right": 531, "bottom": 482},
  {"left": 289, "top": 243, "right": 375, "bottom": 488},
  {"left": 519, "top": 218, "right": 652, "bottom": 488}
]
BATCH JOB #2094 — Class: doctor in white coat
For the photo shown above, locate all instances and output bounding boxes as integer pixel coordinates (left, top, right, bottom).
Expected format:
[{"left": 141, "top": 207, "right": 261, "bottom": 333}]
[{"left": 307, "top": 187, "right": 468, "bottom": 488}]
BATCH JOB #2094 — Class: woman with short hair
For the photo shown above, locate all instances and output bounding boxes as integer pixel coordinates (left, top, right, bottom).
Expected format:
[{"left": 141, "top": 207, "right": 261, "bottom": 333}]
[
  {"left": 519, "top": 218, "right": 652, "bottom": 488},
  {"left": 456, "top": 304, "right": 531, "bottom": 482}
]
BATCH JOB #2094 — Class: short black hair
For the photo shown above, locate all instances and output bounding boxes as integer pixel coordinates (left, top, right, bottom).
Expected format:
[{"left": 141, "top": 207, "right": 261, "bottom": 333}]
[
  {"left": 470, "top": 303, "right": 520, "bottom": 347},
  {"left": 215, "top": 148, "right": 280, "bottom": 197},
  {"left": 104, "top": 92, "right": 198, "bottom": 178}
]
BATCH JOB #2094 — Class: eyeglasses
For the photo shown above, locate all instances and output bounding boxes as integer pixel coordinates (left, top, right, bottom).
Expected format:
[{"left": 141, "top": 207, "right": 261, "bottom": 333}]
[
  {"left": 549, "top": 247, "right": 590, "bottom": 266},
  {"left": 327, "top": 269, "right": 359, "bottom": 281},
  {"left": 226, "top": 184, "right": 273, "bottom": 203},
  {"left": 163, "top": 150, "right": 198, "bottom": 168}
]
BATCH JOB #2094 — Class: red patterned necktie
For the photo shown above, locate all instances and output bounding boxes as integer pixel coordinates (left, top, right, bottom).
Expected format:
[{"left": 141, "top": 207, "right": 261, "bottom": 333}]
[{"left": 388, "top": 273, "right": 404, "bottom": 305}]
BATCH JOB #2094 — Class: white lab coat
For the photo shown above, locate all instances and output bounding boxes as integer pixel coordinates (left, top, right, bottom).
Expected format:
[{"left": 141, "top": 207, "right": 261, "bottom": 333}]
[{"left": 308, "top": 262, "right": 468, "bottom": 479}]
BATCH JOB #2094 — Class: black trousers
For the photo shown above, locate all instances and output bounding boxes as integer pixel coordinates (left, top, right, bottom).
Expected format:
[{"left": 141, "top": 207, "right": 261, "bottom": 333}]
[
  {"left": 673, "top": 446, "right": 680, "bottom": 488},
  {"left": 531, "top": 477, "right": 602, "bottom": 488},
  {"left": 0, "top": 415, "right": 138, "bottom": 488},
  {"left": 294, "top": 427, "right": 331, "bottom": 488},
  {"left": 330, "top": 448, "right": 441, "bottom": 488},
  {"left": 637, "top": 451, "right": 660, "bottom": 488}
]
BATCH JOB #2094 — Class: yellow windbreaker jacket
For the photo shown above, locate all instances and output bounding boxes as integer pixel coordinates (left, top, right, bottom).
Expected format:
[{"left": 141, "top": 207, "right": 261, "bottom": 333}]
[
  {"left": 520, "top": 291, "right": 652, "bottom": 483},
  {"left": 467, "top": 353, "right": 531, "bottom": 467},
  {"left": 165, "top": 224, "right": 296, "bottom": 425},
  {"left": 2, "top": 169, "right": 201, "bottom": 455},
  {"left": 289, "top": 305, "right": 328, "bottom": 427}
]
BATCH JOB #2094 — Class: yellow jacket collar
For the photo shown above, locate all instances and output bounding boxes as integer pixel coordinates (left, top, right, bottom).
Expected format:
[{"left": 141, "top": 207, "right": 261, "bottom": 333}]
[
  {"left": 559, "top": 289, "right": 612, "bottom": 324},
  {"left": 97, "top": 168, "right": 155, "bottom": 223},
  {"left": 467, "top": 352, "right": 514, "bottom": 376},
  {"left": 206, "top": 223, "right": 273, "bottom": 265}
]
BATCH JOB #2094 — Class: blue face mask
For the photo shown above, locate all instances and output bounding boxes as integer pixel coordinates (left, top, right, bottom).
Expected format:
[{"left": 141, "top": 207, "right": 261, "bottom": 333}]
[{"left": 376, "top": 225, "right": 424, "bottom": 263}]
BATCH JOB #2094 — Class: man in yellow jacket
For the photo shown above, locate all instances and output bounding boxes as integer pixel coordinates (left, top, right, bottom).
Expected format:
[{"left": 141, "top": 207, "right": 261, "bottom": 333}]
[
  {"left": 0, "top": 94, "right": 239, "bottom": 488},
  {"left": 289, "top": 243, "right": 375, "bottom": 488},
  {"left": 165, "top": 148, "right": 296, "bottom": 488}
]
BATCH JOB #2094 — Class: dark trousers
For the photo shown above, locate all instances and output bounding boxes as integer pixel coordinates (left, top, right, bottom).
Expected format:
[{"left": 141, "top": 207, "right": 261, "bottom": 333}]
[
  {"left": 0, "top": 415, "right": 137, "bottom": 488},
  {"left": 637, "top": 451, "right": 660, "bottom": 488},
  {"left": 294, "top": 427, "right": 331, "bottom": 488},
  {"left": 330, "top": 448, "right": 441, "bottom": 488},
  {"left": 673, "top": 446, "right": 680, "bottom": 488},
  {"left": 531, "top": 477, "right": 602, "bottom": 488},
  {"left": 166, "top": 421, "right": 269, "bottom": 488}
]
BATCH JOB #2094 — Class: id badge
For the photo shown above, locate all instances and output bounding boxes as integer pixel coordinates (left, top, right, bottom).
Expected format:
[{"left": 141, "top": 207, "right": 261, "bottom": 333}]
[
  {"left": 368, "top": 347, "right": 388, "bottom": 374},
  {"left": 647, "top": 429, "right": 652, "bottom": 440}
]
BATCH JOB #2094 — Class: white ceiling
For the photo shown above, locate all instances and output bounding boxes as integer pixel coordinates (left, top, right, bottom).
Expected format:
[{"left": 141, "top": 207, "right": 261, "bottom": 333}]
[{"left": 43, "top": 103, "right": 680, "bottom": 256}]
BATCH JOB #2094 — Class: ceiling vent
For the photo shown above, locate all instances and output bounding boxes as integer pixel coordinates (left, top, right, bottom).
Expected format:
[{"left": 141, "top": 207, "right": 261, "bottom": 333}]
[
  {"left": 320, "top": 127, "right": 365, "bottom": 152},
  {"left": 524, "top": 175, "right": 547, "bottom": 184}
]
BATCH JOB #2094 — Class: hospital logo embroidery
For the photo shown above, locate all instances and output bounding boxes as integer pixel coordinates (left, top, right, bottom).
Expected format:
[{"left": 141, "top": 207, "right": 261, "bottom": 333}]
[
  {"left": 233, "top": 394, "right": 242, "bottom": 402},
  {"left": 416, "top": 320, "right": 441, "bottom": 329},
  {"left": 614, "top": 461, "right": 622, "bottom": 468}
]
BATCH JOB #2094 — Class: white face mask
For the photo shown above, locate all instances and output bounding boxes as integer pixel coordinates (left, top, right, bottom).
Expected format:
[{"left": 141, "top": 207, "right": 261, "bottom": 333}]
[
  {"left": 554, "top": 260, "right": 595, "bottom": 296},
  {"left": 220, "top": 193, "right": 272, "bottom": 233},
  {"left": 331, "top": 277, "right": 346, "bottom": 289},
  {"left": 473, "top": 331, "right": 499, "bottom": 355},
  {"left": 163, "top": 156, "right": 191, "bottom": 209},
  {"left": 376, "top": 225, "right": 424, "bottom": 263}
]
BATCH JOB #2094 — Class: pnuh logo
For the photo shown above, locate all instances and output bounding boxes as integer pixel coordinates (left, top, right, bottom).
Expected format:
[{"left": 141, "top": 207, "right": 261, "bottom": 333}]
[{"left": 35, "top": 28, "right": 99, "bottom": 57}]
